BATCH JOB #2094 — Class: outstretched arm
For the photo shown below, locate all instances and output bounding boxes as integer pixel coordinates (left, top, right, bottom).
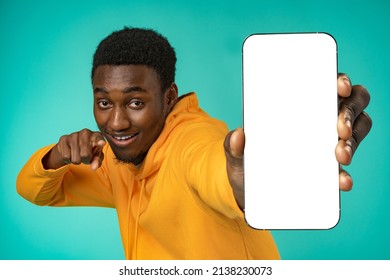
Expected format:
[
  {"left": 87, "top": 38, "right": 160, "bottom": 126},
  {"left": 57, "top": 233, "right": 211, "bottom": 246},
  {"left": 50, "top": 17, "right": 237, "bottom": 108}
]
[{"left": 17, "top": 129, "right": 113, "bottom": 207}]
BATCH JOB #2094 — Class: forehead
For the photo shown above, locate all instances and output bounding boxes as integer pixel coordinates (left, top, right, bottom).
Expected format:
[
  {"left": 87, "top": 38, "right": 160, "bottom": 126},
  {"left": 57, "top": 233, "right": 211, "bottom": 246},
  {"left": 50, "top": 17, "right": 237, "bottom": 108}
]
[{"left": 92, "top": 65, "right": 161, "bottom": 88}]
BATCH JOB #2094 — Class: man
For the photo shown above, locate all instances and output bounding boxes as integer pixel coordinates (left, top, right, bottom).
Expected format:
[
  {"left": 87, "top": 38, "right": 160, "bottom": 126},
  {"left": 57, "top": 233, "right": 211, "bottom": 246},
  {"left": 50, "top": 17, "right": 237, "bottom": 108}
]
[{"left": 16, "top": 27, "right": 372, "bottom": 259}]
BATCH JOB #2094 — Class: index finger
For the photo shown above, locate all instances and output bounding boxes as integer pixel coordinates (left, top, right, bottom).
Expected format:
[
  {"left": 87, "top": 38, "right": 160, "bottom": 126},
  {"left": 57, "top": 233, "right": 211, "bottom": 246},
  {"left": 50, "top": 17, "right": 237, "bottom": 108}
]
[
  {"left": 90, "top": 133, "right": 106, "bottom": 170},
  {"left": 79, "top": 131, "right": 105, "bottom": 165}
]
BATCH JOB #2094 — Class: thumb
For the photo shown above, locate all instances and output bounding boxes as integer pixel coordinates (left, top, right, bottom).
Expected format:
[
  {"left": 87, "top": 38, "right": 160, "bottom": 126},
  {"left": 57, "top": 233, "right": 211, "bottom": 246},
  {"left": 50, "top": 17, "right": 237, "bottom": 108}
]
[
  {"left": 224, "top": 128, "right": 245, "bottom": 210},
  {"left": 225, "top": 128, "right": 245, "bottom": 159}
]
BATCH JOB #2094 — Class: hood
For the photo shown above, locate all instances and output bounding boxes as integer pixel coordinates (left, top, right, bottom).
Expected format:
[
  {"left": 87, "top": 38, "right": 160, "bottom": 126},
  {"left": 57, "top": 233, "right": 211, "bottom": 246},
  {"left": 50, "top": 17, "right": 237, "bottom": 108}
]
[{"left": 134, "top": 92, "right": 205, "bottom": 180}]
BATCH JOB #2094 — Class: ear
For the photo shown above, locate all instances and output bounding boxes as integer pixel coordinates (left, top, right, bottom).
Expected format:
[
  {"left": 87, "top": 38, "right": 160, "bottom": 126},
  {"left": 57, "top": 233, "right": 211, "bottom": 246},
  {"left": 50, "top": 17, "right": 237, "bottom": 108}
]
[{"left": 164, "top": 83, "right": 178, "bottom": 111}]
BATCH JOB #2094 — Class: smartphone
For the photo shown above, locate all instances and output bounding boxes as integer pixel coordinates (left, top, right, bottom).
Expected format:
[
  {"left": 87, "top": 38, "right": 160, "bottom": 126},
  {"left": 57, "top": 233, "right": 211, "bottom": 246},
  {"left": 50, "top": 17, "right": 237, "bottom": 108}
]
[{"left": 243, "top": 33, "right": 339, "bottom": 230}]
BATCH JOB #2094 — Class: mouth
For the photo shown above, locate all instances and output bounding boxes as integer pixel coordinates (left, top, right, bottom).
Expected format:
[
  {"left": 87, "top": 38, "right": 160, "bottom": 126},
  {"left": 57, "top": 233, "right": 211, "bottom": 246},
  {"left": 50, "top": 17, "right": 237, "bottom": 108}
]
[{"left": 108, "top": 132, "right": 139, "bottom": 147}]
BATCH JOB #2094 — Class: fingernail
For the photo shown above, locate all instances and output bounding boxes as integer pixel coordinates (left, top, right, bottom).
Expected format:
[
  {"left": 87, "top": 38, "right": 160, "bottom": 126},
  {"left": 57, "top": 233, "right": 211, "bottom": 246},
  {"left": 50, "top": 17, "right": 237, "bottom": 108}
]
[
  {"left": 342, "top": 76, "right": 351, "bottom": 87},
  {"left": 344, "top": 113, "right": 352, "bottom": 129},
  {"left": 231, "top": 148, "right": 239, "bottom": 158},
  {"left": 345, "top": 118, "right": 352, "bottom": 129},
  {"left": 345, "top": 141, "right": 352, "bottom": 156},
  {"left": 339, "top": 74, "right": 351, "bottom": 86},
  {"left": 345, "top": 145, "right": 352, "bottom": 157}
]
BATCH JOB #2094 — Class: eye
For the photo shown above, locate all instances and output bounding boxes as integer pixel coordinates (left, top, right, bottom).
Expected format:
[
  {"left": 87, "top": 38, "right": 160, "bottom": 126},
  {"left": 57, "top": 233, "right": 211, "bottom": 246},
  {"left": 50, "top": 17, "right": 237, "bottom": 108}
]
[
  {"left": 97, "top": 100, "right": 111, "bottom": 109},
  {"left": 128, "top": 100, "right": 144, "bottom": 110}
]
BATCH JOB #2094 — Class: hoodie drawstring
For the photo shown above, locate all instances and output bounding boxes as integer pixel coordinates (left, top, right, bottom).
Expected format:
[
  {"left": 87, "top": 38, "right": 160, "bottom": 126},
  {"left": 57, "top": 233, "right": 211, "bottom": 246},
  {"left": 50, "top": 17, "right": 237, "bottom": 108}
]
[{"left": 131, "top": 178, "right": 146, "bottom": 259}]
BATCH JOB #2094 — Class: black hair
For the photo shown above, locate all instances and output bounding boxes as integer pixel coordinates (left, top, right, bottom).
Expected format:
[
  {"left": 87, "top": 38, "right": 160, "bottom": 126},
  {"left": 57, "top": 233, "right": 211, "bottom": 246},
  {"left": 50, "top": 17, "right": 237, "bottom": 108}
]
[{"left": 91, "top": 27, "right": 176, "bottom": 91}]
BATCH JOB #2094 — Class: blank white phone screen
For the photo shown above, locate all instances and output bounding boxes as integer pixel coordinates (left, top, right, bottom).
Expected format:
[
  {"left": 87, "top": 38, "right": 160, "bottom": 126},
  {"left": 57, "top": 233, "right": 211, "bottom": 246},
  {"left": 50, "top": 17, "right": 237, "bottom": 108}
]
[{"left": 243, "top": 33, "right": 340, "bottom": 230}]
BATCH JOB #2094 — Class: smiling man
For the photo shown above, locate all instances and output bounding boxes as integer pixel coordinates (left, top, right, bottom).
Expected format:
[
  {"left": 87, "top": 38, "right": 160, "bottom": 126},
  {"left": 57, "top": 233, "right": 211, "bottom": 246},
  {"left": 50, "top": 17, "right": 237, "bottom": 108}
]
[{"left": 16, "top": 27, "right": 372, "bottom": 259}]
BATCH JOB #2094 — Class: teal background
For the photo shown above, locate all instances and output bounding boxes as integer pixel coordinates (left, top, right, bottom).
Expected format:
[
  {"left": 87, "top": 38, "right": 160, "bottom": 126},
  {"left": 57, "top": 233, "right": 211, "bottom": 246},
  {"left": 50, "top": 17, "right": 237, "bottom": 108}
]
[{"left": 1, "top": 0, "right": 389, "bottom": 259}]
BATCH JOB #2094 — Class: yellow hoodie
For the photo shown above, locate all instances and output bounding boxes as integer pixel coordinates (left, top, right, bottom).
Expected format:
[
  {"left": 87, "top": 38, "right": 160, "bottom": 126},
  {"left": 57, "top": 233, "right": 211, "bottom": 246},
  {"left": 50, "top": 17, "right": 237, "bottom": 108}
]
[{"left": 17, "top": 93, "right": 279, "bottom": 260}]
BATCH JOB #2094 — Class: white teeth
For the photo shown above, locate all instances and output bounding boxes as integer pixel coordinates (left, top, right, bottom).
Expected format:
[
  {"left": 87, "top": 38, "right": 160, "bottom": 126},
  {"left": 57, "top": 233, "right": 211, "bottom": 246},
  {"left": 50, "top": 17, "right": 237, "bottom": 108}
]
[{"left": 114, "top": 135, "right": 134, "bottom": 141}]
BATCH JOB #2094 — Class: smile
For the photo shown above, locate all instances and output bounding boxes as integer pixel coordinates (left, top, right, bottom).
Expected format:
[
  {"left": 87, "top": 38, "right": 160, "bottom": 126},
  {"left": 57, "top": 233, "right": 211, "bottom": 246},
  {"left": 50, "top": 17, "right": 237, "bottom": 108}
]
[
  {"left": 109, "top": 132, "right": 139, "bottom": 146},
  {"left": 113, "top": 134, "right": 137, "bottom": 141}
]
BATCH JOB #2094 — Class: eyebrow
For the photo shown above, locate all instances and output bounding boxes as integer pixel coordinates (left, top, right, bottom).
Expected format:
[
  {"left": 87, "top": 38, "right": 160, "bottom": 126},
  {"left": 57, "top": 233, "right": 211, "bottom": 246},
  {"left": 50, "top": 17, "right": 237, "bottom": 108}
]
[{"left": 93, "top": 86, "right": 147, "bottom": 94}]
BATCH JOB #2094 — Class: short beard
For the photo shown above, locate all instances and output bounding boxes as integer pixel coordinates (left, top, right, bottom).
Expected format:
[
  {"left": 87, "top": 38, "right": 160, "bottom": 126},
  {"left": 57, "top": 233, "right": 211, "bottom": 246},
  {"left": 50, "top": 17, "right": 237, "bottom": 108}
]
[
  {"left": 113, "top": 152, "right": 147, "bottom": 167},
  {"left": 114, "top": 158, "right": 133, "bottom": 165}
]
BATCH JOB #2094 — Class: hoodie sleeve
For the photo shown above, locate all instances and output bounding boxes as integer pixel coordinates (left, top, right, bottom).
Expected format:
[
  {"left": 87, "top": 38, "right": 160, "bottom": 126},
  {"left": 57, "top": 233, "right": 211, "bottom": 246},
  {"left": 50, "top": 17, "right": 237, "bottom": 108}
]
[
  {"left": 176, "top": 120, "right": 245, "bottom": 220},
  {"left": 16, "top": 144, "right": 115, "bottom": 207}
]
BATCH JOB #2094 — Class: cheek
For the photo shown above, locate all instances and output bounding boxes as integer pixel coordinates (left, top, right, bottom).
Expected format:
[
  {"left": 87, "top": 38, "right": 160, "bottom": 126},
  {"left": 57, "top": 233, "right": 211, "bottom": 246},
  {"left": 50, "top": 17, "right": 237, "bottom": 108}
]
[
  {"left": 93, "top": 110, "right": 108, "bottom": 130},
  {"left": 138, "top": 111, "right": 166, "bottom": 138},
  {"left": 136, "top": 101, "right": 166, "bottom": 128},
  {"left": 137, "top": 113, "right": 163, "bottom": 133}
]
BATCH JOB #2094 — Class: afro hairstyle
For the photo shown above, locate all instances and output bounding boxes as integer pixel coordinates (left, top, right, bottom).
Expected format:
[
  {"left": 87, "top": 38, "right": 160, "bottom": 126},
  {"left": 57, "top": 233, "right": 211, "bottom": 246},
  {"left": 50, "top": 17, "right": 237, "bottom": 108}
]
[{"left": 91, "top": 27, "right": 176, "bottom": 91}]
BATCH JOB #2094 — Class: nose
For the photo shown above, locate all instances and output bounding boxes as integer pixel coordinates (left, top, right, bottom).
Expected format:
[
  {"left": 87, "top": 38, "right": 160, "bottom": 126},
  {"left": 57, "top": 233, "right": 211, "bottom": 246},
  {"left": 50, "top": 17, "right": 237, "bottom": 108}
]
[{"left": 108, "top": 107, "right": 131, "bottom": 132}]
